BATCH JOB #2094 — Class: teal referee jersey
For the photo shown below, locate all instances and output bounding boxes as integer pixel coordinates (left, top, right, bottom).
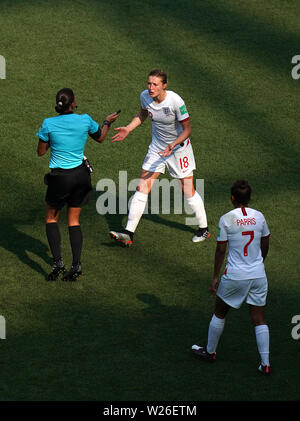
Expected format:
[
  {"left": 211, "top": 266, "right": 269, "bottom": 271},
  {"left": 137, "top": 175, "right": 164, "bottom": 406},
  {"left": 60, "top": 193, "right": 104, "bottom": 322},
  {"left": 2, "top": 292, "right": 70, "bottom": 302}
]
[{"left": 36, "top": 113, "right": 99, "bottom": 169}]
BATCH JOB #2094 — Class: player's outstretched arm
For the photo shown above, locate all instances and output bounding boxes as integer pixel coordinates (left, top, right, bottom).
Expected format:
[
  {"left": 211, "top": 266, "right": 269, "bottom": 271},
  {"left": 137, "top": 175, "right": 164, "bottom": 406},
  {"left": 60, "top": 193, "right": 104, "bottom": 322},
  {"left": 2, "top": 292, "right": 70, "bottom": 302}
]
[
  {"left": 112, "top": 108, "right": 148, "bottom": 143},
  {"left": 111, "top": 126, "right": 131, "bottom": 142}
]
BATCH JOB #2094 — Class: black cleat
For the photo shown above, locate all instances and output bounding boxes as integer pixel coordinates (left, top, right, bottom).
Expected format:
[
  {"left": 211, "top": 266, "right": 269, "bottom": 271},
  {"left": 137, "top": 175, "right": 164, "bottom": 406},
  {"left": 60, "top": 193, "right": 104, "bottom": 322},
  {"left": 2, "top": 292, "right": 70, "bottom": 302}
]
[
  {"left": 258, "top": 364, "right": 271, "bottom": 376},
  {"left": 62, "top": 263, "right": 82, "bottom": 282},
  {"left": 192, "top": 227, "right": 211, "bottom": 243},
  {"left": 191, "top": 345, "right": 216, "bottom": 362},
  {"left": 47, "top": 260, "right": 66, "bottom": 281}
]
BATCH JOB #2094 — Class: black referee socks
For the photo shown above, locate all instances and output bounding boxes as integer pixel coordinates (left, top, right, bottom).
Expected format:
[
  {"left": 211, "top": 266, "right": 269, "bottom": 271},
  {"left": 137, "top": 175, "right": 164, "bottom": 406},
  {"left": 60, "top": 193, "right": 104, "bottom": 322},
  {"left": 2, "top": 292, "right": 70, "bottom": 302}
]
[
  {"left": 68, "top": 225, "right": 83, "bottom": 267},
  {"left": 46, "top": 222, "right": 62, "bottom": 262},
  {"left": 46, "top": 223, "right": 82, "bottom": 268}
]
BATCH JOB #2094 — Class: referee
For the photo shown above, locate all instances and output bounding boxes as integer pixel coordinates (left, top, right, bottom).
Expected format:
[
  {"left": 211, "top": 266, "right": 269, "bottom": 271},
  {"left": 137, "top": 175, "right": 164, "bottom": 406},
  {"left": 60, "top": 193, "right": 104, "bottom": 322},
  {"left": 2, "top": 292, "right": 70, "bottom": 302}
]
[{"left": 36, "top": 88, "right": 119, "bottom": 281}]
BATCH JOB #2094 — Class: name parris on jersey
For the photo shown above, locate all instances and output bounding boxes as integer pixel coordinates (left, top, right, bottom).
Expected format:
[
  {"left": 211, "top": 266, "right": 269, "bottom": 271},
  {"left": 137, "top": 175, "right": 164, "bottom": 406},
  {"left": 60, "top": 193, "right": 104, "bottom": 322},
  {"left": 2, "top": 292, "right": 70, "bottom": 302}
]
[{"left": 236, "top": 218, "right": 256, "bottom": 226}]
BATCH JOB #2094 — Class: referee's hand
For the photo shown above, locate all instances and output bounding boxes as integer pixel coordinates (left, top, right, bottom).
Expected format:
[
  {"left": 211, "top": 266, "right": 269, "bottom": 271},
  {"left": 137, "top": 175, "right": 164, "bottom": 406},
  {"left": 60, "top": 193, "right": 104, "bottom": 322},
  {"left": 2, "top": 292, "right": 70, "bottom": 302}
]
[{"left": 105, "top": 112, "right": 120, "bottom": 124}]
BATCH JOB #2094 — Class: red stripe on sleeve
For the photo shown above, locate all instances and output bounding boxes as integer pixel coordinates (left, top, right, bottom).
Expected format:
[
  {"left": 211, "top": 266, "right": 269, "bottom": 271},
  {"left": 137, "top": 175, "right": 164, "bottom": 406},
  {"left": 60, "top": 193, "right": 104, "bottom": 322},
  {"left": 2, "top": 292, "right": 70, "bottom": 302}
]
[{"left": 180, "top": 117, "right": 190, "bottom": 123}]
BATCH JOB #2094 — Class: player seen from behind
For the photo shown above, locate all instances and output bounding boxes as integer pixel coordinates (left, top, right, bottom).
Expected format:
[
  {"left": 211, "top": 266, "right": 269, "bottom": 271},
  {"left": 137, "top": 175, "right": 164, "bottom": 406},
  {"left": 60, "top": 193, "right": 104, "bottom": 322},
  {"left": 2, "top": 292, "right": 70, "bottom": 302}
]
[
  {"left": 192, "top": 180, "right": 271, "bottom": 375},
  {"left": 36, "top": 88, "right": 119, "bottom": 281}
]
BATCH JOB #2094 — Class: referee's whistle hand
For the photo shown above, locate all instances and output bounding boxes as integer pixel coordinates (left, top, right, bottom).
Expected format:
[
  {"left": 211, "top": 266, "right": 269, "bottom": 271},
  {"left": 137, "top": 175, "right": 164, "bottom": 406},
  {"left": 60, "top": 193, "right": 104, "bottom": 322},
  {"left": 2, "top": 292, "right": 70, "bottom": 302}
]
[{"left": 106, "top": 112, "right": 120, "bottom": 124}]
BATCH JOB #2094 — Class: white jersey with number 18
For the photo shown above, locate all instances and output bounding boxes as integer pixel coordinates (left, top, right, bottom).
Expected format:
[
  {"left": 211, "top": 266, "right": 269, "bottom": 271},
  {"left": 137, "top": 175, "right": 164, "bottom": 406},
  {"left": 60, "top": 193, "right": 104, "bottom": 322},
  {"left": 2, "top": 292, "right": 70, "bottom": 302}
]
[
  {"left": 217, "top": 207, "right": 270, "bottom": 280},
  {"left": 140, "top": 90, "right": 190, "bottom": 153}
]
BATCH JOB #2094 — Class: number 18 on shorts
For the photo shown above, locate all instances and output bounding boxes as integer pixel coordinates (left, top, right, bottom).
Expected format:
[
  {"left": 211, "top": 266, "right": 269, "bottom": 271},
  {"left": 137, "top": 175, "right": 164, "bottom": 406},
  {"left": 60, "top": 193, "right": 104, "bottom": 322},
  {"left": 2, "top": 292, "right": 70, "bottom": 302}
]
[{"left": 142, "top": 140, "right": 196, "bottom": 179}]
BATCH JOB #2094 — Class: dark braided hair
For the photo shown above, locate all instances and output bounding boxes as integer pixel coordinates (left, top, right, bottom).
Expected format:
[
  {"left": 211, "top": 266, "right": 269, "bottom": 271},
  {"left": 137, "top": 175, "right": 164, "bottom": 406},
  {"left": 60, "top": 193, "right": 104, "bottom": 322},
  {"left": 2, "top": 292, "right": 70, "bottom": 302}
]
[
  {"left": 55, "top": 88, "right": 75, "bottom": 114},
  {"left": 231, "top": 179, "right": 252, "bottom": 205}
]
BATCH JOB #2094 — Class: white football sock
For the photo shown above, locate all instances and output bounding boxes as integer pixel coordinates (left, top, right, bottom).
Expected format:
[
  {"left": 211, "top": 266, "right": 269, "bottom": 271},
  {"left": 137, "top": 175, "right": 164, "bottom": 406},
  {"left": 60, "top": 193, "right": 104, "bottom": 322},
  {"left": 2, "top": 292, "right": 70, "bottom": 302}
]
[
  {"left": 255, "top": 324, "right": 270, "bottom": 366},
  {"left": 186, "top": 191, "right": 207, "bottom": 228},
  {"left": 125, "top": 191, "right": 148, "bottom": 233},
  {"left": 206, "top": 314, "right": 225, "bottom": 354}
]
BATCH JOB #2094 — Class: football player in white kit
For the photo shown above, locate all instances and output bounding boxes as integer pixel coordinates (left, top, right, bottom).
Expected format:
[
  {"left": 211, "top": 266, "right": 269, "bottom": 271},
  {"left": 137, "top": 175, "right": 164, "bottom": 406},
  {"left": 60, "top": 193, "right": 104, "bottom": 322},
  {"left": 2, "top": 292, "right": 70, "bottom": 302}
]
[
  {"left": 192, "top": 180, "right": 271, "bottom": 375},
  {"left": 109, "top": 69, "right": 209, "bottom": 246}
]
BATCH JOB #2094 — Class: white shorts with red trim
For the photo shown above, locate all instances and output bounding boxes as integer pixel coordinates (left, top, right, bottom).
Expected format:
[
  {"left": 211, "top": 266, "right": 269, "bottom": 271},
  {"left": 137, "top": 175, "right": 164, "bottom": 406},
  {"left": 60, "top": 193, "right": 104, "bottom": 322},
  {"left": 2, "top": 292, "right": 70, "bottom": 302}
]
[
  {"left": 142, "top": 139, "right": 196, "bottom": 179},
  {"left": 216, "top": 275, "right": 268, "bottom": 309}
]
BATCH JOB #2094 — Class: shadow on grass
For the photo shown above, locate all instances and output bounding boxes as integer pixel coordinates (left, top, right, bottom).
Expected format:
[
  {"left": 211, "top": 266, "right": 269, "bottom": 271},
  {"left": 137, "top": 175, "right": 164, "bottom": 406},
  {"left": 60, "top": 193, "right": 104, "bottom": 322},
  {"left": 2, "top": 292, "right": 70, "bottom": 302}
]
[
  {"left": 0, "top": 293, "right": 209, "bottom": 400},
  {"left": 144, "top": 214, "right": 195, "bottom": 234},
  {"left": 0, "top": 218, "right": 51, "bottom": 278},
  {"left": 0, "top": 286, "right": 297, "bottom": 401}
]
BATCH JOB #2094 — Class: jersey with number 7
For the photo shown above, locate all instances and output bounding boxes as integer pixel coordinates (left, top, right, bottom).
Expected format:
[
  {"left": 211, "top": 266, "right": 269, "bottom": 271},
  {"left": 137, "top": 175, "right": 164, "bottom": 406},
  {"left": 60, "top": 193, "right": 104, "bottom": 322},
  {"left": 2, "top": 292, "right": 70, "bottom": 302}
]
[{"left": 217, "top": 207, "right": 270, "bottom": 280}]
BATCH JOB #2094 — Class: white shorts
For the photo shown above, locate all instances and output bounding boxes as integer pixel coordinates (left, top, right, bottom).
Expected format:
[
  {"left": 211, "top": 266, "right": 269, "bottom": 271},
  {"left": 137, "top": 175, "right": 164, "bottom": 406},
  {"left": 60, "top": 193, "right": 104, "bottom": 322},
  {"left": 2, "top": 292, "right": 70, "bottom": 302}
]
[
  {"left": 216, "top": 275, "right": 268, "bottom": 309},
  {"left": 142, "top": 139, "right": 196, "bottom": 179}
]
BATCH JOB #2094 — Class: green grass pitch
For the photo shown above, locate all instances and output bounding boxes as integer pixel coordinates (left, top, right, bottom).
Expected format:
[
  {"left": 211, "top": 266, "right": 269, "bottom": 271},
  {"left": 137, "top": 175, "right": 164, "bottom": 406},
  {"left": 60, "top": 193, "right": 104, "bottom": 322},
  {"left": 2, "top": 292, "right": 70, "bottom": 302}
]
[{"left": 0, "top": 0, "right": 299, "bottom": 401}]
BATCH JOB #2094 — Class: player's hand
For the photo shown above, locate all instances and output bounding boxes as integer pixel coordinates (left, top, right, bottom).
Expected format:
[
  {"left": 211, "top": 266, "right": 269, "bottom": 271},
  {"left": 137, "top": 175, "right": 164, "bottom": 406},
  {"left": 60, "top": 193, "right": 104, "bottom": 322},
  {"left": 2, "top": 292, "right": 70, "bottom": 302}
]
[
  {"left": 105, "top": 112, "right": 120, "bottom": 125},
  {"left": 158, "top": 145, "right": 174, "bottom": 157},
  {"left": 209, "top": 277, "right": 219, "bottom": 295},
  {"left": 112, "top": 126, "right": 130, "bottom": 142}
]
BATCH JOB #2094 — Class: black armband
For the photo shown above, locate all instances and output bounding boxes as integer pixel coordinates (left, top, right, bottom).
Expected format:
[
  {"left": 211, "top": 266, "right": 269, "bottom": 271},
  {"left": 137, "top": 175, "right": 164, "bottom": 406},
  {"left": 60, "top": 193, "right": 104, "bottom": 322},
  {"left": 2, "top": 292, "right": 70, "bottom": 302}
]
[{"left": 89, "top": 128, "right": 102, "bottom": 141}]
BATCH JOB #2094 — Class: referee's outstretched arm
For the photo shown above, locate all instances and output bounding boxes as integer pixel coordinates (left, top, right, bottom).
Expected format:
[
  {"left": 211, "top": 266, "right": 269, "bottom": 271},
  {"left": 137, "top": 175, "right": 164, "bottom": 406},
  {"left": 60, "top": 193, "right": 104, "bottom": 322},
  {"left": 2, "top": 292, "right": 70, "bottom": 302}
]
[{"left": 90, "top": 112, "right": 120, "bottom": 143}]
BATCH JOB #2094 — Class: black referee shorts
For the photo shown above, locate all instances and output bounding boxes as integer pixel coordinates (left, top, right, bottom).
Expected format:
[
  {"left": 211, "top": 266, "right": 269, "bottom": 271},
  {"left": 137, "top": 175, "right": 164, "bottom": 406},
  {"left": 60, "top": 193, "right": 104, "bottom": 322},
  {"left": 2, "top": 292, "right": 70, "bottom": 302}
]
[{"left": 45, "top": 163, "right": 92, "bottom": 210}]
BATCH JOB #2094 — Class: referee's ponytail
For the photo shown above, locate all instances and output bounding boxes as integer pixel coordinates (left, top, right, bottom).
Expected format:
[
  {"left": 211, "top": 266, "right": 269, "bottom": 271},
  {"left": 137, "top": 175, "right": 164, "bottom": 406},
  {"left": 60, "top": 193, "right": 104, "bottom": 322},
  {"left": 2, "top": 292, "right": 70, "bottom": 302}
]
[{"left": 55, "top": 88, "right": 75, "bottom": 114}]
